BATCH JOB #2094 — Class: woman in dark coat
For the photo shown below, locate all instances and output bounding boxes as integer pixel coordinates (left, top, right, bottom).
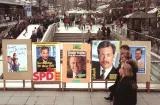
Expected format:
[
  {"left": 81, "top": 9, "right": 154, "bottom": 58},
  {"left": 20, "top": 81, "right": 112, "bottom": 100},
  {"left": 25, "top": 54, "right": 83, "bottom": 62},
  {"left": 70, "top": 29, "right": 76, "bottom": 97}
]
[{"left": 113, "top": 63, "right": 137, "bottom": 105}]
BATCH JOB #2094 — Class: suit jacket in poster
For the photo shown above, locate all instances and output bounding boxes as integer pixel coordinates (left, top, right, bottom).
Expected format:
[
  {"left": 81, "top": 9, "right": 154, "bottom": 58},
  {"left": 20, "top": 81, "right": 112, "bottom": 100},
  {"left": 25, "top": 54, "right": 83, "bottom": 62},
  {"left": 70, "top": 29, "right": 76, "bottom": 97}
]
[
  {"left": 36, "top": 56, "right": 56, "bottom": 72},
  {"left": 92, "top": 61, "right": 117, "bottom": 80},
  {"left": 67, "top": 70, "right": 86, "bottom": 78}
]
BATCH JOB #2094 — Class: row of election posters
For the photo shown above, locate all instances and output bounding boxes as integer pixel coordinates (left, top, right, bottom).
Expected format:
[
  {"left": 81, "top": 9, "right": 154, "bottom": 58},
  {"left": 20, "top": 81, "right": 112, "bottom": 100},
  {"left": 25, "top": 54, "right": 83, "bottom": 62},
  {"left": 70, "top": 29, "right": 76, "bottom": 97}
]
[{"left": 1, "top": 40, "right": 151, "bottom": 83}]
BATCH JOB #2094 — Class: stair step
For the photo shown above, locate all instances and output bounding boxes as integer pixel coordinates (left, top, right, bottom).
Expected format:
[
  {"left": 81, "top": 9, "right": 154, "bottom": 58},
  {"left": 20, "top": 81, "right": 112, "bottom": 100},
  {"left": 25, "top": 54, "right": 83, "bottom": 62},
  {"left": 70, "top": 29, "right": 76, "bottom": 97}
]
[{"left": 54, "top": 33, "right": 85, "bottom": 42}]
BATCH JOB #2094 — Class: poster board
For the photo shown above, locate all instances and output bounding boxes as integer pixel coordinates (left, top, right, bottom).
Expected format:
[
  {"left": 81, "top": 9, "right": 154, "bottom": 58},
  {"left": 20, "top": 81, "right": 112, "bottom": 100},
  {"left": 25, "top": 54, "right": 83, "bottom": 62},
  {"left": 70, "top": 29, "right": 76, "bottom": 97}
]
[
  {"left": 92, "top": 40, "right": 120, "bottom": 81},
  {"left": 32, "top": 43, "right": 61, "bottom": 81},
  {"left": 62, "top": 43, "right": 91, "bottom": 83},
  {"left": 122, "top": 41, "right": 151, "bottom": 82},
  {"left": 2, "top": 39, "right": 32, "bottom": 80}
]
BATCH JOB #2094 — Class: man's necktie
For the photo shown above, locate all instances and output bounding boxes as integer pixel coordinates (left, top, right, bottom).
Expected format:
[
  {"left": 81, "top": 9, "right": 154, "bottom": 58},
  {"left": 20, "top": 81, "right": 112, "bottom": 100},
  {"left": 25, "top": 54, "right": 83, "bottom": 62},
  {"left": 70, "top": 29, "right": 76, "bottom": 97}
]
[{"left": 101, "top": 70, "right": 105, "bottom": 79}]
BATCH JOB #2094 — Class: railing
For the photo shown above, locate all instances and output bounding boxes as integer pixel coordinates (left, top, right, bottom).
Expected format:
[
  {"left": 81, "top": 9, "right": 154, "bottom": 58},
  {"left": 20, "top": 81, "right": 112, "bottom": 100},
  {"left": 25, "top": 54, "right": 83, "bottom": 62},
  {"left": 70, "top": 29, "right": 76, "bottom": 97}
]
[
  {"left": 151, "top": 52, "right": 160, "bottom": 83},
  {"left": 113, "top": 26, "right": 160, "bottom": 55},
  {"left": 128, "top": 29, "right": 160, "bottom": 55},
  {"left": 41, "top": 23, "right": 59, "bottom": 42}
]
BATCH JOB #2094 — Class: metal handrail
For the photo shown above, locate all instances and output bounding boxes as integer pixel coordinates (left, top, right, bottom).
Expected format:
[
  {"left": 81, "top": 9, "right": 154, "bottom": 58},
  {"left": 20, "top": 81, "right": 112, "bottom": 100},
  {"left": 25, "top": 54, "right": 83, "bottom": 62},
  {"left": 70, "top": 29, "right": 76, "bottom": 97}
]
[{"left": 41, "top": 23, "right": 59, "bottom": 42}]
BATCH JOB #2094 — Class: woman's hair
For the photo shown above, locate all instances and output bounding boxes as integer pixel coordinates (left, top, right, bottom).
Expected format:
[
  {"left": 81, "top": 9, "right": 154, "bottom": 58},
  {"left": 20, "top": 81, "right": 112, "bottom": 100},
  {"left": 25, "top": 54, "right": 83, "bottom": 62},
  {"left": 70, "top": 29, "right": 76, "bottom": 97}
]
[
  {"left": 120, "top": 50, "right": 131, "bottom": 60},
  {"left": 122, "top": 63, "right": 133, "bottom": 77},
  {"left": 120, "top": 51, "right": 131, "bottom": 63}
]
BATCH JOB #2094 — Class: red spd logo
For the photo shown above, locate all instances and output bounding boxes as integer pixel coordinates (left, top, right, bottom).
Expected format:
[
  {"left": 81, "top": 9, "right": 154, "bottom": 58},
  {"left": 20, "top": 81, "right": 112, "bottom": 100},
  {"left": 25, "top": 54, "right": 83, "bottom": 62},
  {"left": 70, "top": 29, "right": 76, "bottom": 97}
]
[
  {"left": 33, "top": 72, "right": 55, "bottom": 80},
  {"left": 33, "top": 71, "right": 60, "bottom": 81}
]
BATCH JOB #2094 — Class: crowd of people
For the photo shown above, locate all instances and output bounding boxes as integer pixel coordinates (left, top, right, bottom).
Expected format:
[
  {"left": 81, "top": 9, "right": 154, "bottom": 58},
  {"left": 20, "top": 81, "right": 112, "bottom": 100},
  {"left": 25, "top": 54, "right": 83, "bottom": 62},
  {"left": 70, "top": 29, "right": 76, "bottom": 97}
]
[
  {"left": 0, "top": 14, "right": 60, "bottom": 40},
  {"left": 96, "top": 24, "right": 111, "bottom": 40},
  {"left": 62, "top": 14, "right": 96, "bottom": 31},
  {"left": 0, "top": 14, "right": 21, "bottom": 24},
  {"left": 62, "top": 13, "right": 113, "bottom": 41}
]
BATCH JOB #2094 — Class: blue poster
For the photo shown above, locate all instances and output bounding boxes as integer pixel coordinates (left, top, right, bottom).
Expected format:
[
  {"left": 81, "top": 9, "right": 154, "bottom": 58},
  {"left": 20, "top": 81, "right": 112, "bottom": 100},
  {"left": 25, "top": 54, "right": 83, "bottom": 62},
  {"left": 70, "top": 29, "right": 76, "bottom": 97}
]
[{"left": 130, "top": 46, "right": 146, "bottom": 74}]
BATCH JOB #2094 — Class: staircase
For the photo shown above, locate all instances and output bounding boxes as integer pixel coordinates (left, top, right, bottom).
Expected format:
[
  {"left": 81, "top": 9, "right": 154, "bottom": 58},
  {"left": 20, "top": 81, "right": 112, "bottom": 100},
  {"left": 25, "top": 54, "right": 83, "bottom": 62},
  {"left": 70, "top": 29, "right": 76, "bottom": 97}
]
[{"left": 53, "top": 33, "right": 85, "bottom": 42}]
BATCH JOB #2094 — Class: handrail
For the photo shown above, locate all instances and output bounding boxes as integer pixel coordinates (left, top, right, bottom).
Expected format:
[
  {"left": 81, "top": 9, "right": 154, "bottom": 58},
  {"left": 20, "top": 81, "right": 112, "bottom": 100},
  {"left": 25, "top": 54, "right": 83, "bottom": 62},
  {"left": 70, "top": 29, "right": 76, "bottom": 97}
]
[
  {"left": 151, "top": 52, "right": 160, "bottom": 60},
  {"left": 126, "top": 28, "right": 160, "bottom": 41},
  {"left": 114, "top": 25, "right": 160, "bottom": 41},
  {"left": 41, "top": 23, "right": 59, "bottom": 42}
]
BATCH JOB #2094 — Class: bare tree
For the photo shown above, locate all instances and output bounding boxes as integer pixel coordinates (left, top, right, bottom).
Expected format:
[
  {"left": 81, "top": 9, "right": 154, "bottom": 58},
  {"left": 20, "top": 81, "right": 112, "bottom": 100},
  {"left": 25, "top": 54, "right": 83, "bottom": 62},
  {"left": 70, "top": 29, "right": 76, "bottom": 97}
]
[
  {"left": 85, "top": 0, "right": 93, "bottom": 10},
  {"left": 37, "top": 0, "right": 42, "bottom": 14},
  {"left": 74, "top": 0, "right": 78, "bottom": 8}
]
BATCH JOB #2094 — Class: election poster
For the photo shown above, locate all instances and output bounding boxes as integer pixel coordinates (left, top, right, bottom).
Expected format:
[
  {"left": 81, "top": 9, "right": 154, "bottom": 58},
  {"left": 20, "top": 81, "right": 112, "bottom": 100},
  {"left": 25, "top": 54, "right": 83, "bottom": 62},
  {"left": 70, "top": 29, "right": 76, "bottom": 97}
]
[
  {"left": 92, "top": 40, "right": 120, "bottom": 81},
  {"left": 62, "top": 43, "right": 91, "bottom": 83},
  {"left": 122, "top": 41, "right": 151, "bottom": 83},
  {"left": 67, "top": 51, "right": 86, "bottom": 78},
  {"left": 2, "top": 39, "right": 32, "bottom": 80},
  {"left": 32, "top": 43, "right": 61, "bottom": 81}
]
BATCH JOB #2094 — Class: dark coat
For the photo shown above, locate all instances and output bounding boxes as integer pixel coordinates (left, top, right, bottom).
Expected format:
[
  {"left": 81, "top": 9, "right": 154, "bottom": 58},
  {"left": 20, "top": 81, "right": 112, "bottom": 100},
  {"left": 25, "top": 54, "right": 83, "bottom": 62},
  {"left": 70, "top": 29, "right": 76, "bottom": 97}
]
[
  {"left": 127, "top": 59, "right": 138, "bottom": 82},
  {"left": 109, "top": 60, "right": 138, "bottom": 103},
  {"left": 36, "top": 56, "right": 56, "bottom": 72},
  {"left": 92, "top": 61, "right": 117, "bottom": 80},
  {"left": 113, "top": 77, "right": 137, "bottom": 105},
  {"left": 111, "top": 60, "right": 138, "bottom": 87},
  {"left": 67, "top": 70, "right": 86, "bottom": 78}
]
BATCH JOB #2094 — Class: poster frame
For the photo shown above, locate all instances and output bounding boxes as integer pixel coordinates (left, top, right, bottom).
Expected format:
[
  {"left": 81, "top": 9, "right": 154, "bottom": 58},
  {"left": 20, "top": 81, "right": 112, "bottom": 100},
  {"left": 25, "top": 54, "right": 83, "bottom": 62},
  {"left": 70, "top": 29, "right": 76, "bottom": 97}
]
[
  {"left": 2, "top": 39, "right": 32, "bottom": 80},
  {"left": 122, "top": 41, "right": 151, "bottom": 83}
]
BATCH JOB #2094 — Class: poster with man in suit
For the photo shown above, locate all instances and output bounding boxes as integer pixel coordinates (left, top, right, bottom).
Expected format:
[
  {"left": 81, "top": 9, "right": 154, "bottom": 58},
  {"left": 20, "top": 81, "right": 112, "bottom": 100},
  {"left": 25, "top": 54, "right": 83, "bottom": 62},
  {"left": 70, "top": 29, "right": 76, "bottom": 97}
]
[
  {"left": 62, "top": 43, "right": 91, "bottom": 83},
  {"left": 32, "top": 43, "right": 61, "bottom": 81},
  {"left": 67, "top": 51, "right": 86, "bottom": 78},
  {"left": 130, "top": 47, "right": 146, "bottom": 74},
  {"left": 92, "top": 40, "right": 120, "bottom": 81}
]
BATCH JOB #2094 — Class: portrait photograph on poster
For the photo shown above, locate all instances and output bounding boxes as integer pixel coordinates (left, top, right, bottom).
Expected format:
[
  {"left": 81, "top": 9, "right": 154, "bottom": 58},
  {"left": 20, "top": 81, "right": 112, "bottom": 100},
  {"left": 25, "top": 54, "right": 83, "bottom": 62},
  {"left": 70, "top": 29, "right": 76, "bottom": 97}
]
[
  {"left": 36, "top": 46, "right": 56, "bottom": 72},
  {"left": 67, "top": 51, "right": 86, "bottom": 78},
  {"left": 62, "top": 43, "right": 91, "bottom": 83},
  {"left": 32, "top": 43, "right": 61, "bottom": 81},
  {"left": 130, "top": 46, "right": 146, "bottom": 74},
  {"left": 92, "top": 40, "right": 120, "bottom": 81},
  {"left": 2, "top": 39, "right": 32, "bottom": 80}
]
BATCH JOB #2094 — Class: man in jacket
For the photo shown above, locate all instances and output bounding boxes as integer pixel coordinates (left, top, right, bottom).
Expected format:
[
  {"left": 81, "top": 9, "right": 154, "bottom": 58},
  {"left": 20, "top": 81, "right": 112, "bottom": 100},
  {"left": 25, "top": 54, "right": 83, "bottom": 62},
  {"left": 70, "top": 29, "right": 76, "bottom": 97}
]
[
  {"left": 67, "top": 56, "right": 86, "bottom": 78},
  {"left": 92, "top": 41, "right": 117, "bottom": 80}
]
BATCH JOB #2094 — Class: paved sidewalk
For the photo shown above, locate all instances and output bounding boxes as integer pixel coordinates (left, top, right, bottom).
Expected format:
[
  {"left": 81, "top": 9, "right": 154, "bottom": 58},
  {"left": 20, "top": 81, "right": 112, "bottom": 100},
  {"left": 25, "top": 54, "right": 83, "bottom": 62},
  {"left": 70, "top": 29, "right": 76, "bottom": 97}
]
[{"left": 0, "top": 91, "right": 159, "bottom": 105}]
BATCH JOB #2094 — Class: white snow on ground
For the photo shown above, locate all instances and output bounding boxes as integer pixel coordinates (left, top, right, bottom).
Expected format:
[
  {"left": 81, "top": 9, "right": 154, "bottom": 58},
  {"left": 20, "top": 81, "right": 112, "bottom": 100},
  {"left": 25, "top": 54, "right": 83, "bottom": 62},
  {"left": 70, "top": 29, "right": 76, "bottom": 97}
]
[
  {"left": 17, "top": 24, "right": 40, "bottom": 39},
  {"left": 57, "top": 22, "right": 102, "bottom": 34}
]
